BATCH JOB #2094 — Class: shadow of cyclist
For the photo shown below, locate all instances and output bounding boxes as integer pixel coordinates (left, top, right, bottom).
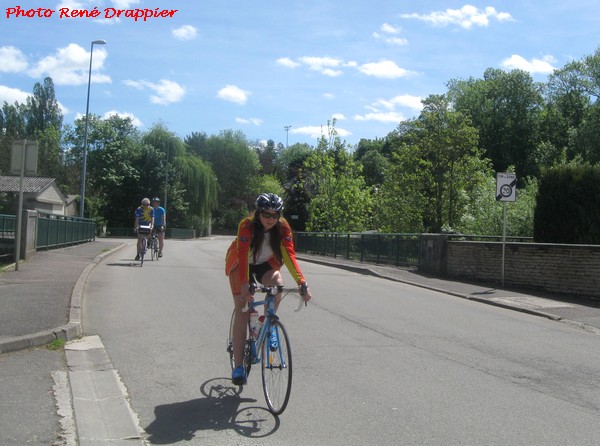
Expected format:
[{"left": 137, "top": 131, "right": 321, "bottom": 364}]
[{"left": 144, "top": 377, "right": 280, "bottom": 443}]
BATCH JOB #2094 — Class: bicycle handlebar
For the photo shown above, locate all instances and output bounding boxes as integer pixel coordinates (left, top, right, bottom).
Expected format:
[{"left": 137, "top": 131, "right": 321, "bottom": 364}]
[{"left": 241, "top": 283, "right": 308, "bottom": 313}]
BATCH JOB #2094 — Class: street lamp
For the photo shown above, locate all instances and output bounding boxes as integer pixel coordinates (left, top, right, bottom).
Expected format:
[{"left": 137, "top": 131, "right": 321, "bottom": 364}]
[
  {"left": 284, "top": 125, "right": 291, "bottom": 148},
  {"left": 80, "top": 39, "right": 107, "bottom": 218}
]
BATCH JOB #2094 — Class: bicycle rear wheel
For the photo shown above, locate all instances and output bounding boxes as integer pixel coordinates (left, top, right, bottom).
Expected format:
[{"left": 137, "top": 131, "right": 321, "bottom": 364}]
[
  {"left": 150, "top": 238, "right": 157, "bottom": 261},
  {"left": 261, "top": 320, "right": 292, "bottom": 415}
]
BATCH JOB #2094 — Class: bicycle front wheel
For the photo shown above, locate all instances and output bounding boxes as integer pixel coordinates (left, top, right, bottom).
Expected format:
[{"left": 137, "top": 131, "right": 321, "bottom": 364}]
[
  {"left": 140, "top": 237, "right": 147, "bottom": 266},
  {"left": 261, "top": 320, "right": 292, "bottom": 415}
]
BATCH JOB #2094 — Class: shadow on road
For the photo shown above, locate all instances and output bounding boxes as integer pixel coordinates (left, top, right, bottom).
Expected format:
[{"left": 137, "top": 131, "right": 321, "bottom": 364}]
[{"left": 144, "top": 377, "right": 280, "bottom": 443}]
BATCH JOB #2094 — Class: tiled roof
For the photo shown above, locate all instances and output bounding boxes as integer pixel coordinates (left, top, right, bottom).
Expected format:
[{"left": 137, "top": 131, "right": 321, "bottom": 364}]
[{"left": 0, "top": 175, "right": 56, "bottom": 193}]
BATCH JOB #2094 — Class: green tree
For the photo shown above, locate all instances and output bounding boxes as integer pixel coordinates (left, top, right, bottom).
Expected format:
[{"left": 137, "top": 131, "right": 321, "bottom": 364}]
[
  {"left": 448, "top": 68, "right": 544, "bottom": 179},
  {"left": 186, "top": 129, "right": 260, "bottom": 228},
  {"left": 302, "top": 120, "right": 372, "bottom": 232},
  {"left": 382, "top": 95, "right": 488, "bottom": 233}
]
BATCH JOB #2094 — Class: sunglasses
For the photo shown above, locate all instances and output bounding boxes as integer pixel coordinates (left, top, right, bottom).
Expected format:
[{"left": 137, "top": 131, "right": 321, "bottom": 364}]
[{"left": 260, "top": 211, "right": 280, "bottom": 220}]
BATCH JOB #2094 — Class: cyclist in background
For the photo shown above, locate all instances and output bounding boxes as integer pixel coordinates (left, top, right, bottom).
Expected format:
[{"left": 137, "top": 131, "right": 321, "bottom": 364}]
[
  {"left": 225, "top": 193, "right": 312, "bottom": 385},
  {"left": 151, "top": 197, "right": 166, "bottom": 257},
  {"left": 134, "top": 197, "right": 154, "bottom": 260}
]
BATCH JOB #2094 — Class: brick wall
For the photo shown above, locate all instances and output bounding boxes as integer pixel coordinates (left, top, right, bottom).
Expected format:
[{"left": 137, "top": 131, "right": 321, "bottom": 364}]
[{"left": 446, "top": 241, "right": 600, "bottom": 299}]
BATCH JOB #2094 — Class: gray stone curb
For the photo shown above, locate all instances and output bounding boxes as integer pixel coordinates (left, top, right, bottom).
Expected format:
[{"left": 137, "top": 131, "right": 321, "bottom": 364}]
[{"left": 297, "top": 255, "right": 572, "bottom": 326}]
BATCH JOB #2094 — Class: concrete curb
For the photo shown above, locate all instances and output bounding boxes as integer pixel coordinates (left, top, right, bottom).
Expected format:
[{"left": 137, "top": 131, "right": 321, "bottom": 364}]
[
  {"left": 297, "top": 255, "right": 572, "bottom": 325},
  {"left": 0, "top": 243, "right": 128, "bottom": 354}
]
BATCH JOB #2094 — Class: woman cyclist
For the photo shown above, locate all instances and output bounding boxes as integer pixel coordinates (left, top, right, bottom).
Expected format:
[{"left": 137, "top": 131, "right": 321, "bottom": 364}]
[{"left": 225, "top": 193, "right": 312, "bottom": 385}]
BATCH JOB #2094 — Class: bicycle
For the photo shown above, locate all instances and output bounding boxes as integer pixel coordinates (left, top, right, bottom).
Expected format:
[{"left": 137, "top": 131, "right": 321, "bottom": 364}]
[
  {"left": 227, "top": 282, "right": 307, "bottom": 415},
  {"left": 136, "top": 224, "right": 152, "bottom": 266},
  {"left": 149, "top": 229, "right": 160, "bottom": 261}
]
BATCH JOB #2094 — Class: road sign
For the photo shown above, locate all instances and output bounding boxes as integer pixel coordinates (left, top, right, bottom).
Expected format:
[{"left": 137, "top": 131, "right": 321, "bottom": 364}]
[
  {"left": 496, "top": 172, "right": 516, "bottom": 202},
  {"left": 10, "top": 140, "right": 38, "bottom": 175}
]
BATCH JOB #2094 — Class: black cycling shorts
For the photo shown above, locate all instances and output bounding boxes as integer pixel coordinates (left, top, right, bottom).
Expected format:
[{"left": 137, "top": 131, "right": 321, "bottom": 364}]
[{"left": 249, "top": 262, "right": 272, "bottom": 284}]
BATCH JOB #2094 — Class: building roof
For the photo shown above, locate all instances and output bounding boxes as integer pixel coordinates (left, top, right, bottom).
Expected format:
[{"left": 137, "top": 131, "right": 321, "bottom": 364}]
[{"left": 0, "top": 175, "right": 56, "bottom": 193}]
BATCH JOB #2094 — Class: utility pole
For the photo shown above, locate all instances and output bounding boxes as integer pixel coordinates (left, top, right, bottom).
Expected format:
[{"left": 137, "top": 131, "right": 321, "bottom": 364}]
[{"left": 284, "top": 125, "right": 291, "bottom": 148}]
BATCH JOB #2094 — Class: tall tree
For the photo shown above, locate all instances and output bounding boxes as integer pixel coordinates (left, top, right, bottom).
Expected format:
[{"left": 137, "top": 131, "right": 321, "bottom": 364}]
[
  {"left": 301, "top": 120, "right": 372, "bottom": 232},
  {"left": 448, "top": 68, "right": 544, "bottom": 179},
  {"left": 383, "top": 95, "right": 488, "bottom": 233},
  {"left": 186, "top": 129, "right": 259, "bottom": 228}
]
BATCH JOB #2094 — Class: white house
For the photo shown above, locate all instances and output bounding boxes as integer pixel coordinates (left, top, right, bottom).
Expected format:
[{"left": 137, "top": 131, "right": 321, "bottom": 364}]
[{"left": 0, "top": 175, "right": 73, "bottom": 216}]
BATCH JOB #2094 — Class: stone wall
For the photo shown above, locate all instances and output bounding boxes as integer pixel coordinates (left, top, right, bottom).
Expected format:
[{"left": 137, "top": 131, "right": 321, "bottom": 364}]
[{"left": 446, "top": 241, "right": 600, "bottom": 299}]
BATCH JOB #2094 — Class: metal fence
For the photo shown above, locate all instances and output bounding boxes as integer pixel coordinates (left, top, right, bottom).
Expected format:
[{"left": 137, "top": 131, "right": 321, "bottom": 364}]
[
  {"left": 36, "top": 213, "right": 96, "bottom": 249},
  {"left": 0, "top": 214, "right": 16, "bottom": 239},
  {"left": 294, "top": 232, "right": 421, "bottom": 267}
]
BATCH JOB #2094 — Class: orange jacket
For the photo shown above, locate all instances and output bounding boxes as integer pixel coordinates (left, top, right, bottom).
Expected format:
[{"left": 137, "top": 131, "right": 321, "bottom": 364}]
[{"left": 225, "top": 216, "right": 306, "bottom": 286}]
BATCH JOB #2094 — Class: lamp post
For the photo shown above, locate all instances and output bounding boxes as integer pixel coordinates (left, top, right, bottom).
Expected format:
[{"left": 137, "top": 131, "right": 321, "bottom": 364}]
[
  {"left": 80, "top": 39, "right": 107, "bottom": 218},
  {"left": 284, "top": 125, "right": 291, "bottom": 148}
]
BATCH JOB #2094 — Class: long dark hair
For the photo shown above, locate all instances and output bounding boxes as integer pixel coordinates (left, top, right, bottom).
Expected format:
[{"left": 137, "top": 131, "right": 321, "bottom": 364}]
[{"left": 250, "top": 210, "right": 283, "bottom": 264}]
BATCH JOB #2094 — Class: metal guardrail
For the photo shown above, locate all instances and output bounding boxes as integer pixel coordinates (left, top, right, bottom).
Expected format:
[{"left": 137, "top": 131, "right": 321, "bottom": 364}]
[
  {"left": 295, "top": 232, "right": 421, "bottom": 267},
  {"left": 36, "top": 213, "right": 95, "bottom": 249}
]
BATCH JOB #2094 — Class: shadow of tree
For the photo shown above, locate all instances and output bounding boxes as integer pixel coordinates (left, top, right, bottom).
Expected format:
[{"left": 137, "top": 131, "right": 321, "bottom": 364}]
[{"left": 144, "top": 377, "right": 280, "bottom": 444}]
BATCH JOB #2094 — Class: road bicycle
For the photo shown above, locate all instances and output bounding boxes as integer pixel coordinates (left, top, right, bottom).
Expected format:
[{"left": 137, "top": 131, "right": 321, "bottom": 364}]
[
  {"left": 227, "top": 282, "right": 307, "bottom": 415},
  {"left": 148, "top": 230, "right": 160, "bottom": 261},
  {"left": 137, "top": 225, "right": 152, "bottom": 266}
]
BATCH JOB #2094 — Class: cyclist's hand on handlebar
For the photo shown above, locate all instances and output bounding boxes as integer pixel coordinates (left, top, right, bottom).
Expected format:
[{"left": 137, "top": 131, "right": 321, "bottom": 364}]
[
  {"left": 299, "top": 282, "right": 312, "bottom": 303},
  {"left": 240, "top": 283, "right": 254, "bottom": 305}
]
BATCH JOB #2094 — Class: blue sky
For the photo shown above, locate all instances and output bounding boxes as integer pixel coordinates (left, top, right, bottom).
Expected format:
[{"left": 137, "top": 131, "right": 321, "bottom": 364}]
[{"left": 1, "top": 1, "right": 599, "bottom": 148}]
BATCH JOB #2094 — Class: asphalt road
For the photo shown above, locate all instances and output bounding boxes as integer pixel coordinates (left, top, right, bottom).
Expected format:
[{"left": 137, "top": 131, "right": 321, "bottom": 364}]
[{"left": 79, "top": 237, "right": 600, "bottom": 445}]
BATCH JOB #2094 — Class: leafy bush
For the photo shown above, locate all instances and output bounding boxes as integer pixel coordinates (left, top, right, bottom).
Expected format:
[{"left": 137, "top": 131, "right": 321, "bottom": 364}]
[{"left": 534, "top": 165, "right": 600, "bottom": 243}]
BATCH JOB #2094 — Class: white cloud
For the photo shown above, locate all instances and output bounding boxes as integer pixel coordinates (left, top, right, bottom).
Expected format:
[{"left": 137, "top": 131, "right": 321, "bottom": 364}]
[
  {"left": 172, "top": 25, "right": 198, "bottom": 41},
  {"left": 293, "top": 125, "right": 351, "bottom": 139},
  {"left": 354, "top": 111, "right": 406, "bottom": 123},
  {"left": 28, "top": 43, "right": 110, "bottom": 86},
  {"left": 276, "top": 57, "right": 300, "bottom": 69},
  {"left": 298, "top": 56, "right": 344, "bottom": 76},
  {"left": 56, "top": 0, "right": 85, "bottom": 11},
  {"left": 401, "top": 5, "right": 513, "bottom": 29},
  {"left": 236, "top": 117, "right": 263, "bottom": 126},
  {"left": 0, "top": 46, "right": 28, "bottom": 72},
  {"left": 332, "top": 113, "right": 346, "bottom": 121},
  {"left": 110, "top": 0, "right": 141, "bottom": 8},
  {"left": 357, "top": 60, "right": 416, "bottom": 79},
  {"left": 354, "top": 94, "right": 423, "bottom": 124},
  {"left": 323, "top": 93, "right": 335, "bottom": 99},
  {"left": 381, "top": 23, "right": 401, "bottom": 34},
  {"left": 501, "top": 54, "right": 556, "bottom": 74},
  {"left": 373, "top": 23, "right": 408, "bottom": 46},
  {"left": 124, "top": 79, "right": 185, "bottom": 105},
  {"left": 103, "top": 110, "right": 144, "bottom": 127},
  {"left": 0, "top": 85, "right": 31, "bottom": 105},
  {"left": 374, "top": 94, "right": 423, "bottom": 111},
  {"left": 217, "top": 84, "right": 249, "bottom": 104}
]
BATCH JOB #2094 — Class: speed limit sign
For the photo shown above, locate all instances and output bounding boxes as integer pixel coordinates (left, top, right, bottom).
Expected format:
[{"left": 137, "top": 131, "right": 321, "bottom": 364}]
[{"left": 496, "top": 172, "right": 516, "bottom": 202}]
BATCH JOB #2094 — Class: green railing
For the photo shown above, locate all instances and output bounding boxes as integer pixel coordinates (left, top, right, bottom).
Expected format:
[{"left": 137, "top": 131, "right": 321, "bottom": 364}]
[
  {"left": 294, "top": 232, "right": 421, "bottom": 267},
  {"left": 0, "top": 214, "right": 16, "bottom": 239},
  {"left": 36, "top": 213, "right": 95, "bottom": 249}
]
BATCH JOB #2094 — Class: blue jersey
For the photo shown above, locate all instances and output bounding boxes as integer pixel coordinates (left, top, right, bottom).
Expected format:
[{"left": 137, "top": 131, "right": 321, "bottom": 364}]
[
  {"left": 153, "top": 206, "right": 166, "bottom": 226},
  {"left": 135, "top": 206, "right": 154, "bottom": 225}
]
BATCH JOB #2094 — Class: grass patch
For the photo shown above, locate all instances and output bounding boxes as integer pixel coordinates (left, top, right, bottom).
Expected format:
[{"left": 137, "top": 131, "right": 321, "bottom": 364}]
[{"left": 46, "top": 338, "right": 66, "bottom": 350}]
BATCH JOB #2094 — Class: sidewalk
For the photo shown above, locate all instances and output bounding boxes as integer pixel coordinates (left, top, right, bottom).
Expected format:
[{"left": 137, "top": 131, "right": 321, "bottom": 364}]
[
  {"left": 2, "top": 240, "right": 600, "bottom": 355},
  {"left": 0, "top": 239, "right": 128, "bottom": 354}
]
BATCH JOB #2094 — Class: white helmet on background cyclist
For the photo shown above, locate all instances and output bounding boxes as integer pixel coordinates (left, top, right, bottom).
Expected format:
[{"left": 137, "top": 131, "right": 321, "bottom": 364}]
[{"left": 141, "top": 198, "right": 150, "bottom": 205}]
